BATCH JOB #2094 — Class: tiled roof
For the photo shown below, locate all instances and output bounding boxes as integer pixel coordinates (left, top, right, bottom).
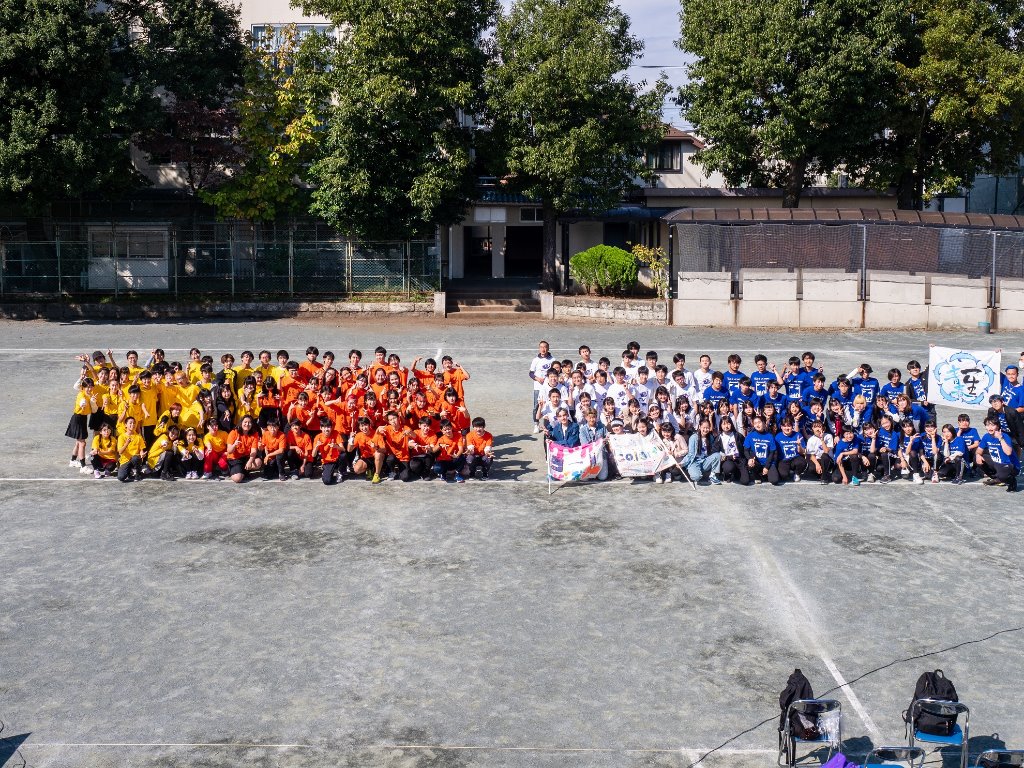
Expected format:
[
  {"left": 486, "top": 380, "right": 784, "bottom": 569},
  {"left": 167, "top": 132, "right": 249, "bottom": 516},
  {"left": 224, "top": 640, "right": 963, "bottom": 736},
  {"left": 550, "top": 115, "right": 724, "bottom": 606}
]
[{"left": 664, "top": 208, "right": 1024, "bottom": 230}]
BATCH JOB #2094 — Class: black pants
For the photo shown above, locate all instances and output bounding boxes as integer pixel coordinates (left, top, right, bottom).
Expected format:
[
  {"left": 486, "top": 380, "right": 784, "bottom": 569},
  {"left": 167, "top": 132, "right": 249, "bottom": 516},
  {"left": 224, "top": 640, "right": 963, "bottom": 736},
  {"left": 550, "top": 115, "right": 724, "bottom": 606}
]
[
  {"left": 980, "top": 455, "right": 1017, "bottom": 487},
  {"left": 321, "top": 461, "right": 339, "bottom": 485},
  {"left": 181, "top": 454, "right": 203, "bottom": 475},
  {"left": 142, "top": 425, "right": 156, "bottom": 448},
  {"left": 432, "top": 456, "right": 466, "bottom": 478},
  {"left": 937, "top": 457, "right": 966, "bottom": 481},
  {"left": 832, "top": 455, "right": 862, "bottom": 482},
  {"left": 876, "top": 451, "right": 897, "bottom": 479},
  {"left": 258, "top": 407, "right": 280, "bottom": 429},
  {"left": 91, "top": 456, "right": 117, "bottom": 473},
  {"left": 777, "top": 456, "right": 806, "bottom": 482},
  {"left": 263, "top": 454, "right": 287, "bottom": 479},
  {"left": 408, "top": 455, "right": 434, "bottom": 479},
  {"left": 859, "top": 451, "right": 878, "bottom": 476},
  {"left": 804, "top": 453, "right": 834, "bottom": 481},
  {"left": 465, "top": 454, "right": 493, "bottom": 478},
  {"left": 383, "top": 455, "right": 412, "bottom": 481},
  {"left": 741, "top": 460, "right": 780, "bottom": 486},
  {"left": 153, "top": 451, "right": 177, "bottom": 477},
  {"left": 720, "top": 456, "right": 743, "bottom": 483}
]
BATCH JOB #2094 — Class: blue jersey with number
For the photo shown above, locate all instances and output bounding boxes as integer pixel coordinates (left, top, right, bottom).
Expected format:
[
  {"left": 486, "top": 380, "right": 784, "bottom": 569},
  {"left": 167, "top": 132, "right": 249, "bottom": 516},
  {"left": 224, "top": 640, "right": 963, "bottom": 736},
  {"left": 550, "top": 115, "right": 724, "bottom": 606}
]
[
  {"left": 743, "top": 430, "right": 776, "bottom": 463},
  {"left": 722, "top": 370, "right": 745, "bottom": 397},
  {"left": 774, "top": 432, "right": 803, "bottom": 460}
]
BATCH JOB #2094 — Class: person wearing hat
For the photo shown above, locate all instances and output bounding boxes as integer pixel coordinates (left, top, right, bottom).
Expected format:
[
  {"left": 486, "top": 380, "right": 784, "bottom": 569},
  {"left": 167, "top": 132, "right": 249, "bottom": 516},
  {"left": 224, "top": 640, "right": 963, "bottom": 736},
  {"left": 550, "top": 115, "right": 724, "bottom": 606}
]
[
  {"left": 1000, "top": 364, "right": 1024, "bottom": 413},
  {"left": 986, "top": 393, "right": 1024, "bottom": 451}
]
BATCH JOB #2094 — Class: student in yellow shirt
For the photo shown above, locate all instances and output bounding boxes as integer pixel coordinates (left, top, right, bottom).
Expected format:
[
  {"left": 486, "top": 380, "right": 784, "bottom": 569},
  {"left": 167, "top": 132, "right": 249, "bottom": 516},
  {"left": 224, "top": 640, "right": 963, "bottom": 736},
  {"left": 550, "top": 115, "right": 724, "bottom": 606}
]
[
  {"left": 136, "top": 371, "right": 161, "bottom": 446},
  {"left": 186, "top": 347, "right": 204, "bottom": 383},
  {"left": 85, "top": 366, "right": 111, "bottom": 434},
  {"left": 102, "top": 368, "right": 123, "bottom": 432},
  {"left": 116, "top": 416, "right": 147, "bottom": 482},
  {"left": 119, "top": 385, "right": 148, "bottom": 431},
  {"left": 202, "top": 418, "right": 230, "bottom": 479},
  {"left": 67, "top": 377, "right": 98, "bottom": 471},
  {"left": 89, "top": 422, "right": 119, "bottom": 478},
  {"left": 147, "top": 425, "right": 181, "bottom": 480},
  {"left": 154, "top": 402, "right": 184, "bottom": 438}
]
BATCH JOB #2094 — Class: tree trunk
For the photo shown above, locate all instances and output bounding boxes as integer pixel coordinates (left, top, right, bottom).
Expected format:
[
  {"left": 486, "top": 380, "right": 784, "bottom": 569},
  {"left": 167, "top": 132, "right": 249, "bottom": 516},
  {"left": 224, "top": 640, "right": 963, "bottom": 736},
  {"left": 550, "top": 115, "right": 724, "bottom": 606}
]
[
  {"left": 781, "top": 157, "right": 808, "bottom": 208},
  {"left": 541, "top": 200, "right": 558, "bottom": 292},
  {"left": 895, "top": 168, "right": 923, "bottom": 210}
]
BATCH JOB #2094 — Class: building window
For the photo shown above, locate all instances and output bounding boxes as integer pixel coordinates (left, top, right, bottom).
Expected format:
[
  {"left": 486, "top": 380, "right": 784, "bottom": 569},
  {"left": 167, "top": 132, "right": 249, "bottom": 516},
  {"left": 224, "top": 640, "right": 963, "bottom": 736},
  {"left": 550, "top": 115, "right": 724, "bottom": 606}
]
[
  {"left": 473, "top": 207, "right": 507, "bottom": 223},
  {"left": 251, "top": 24, "right": 334, "bottom": 50},
  {"left": 89, "top": 229, "right": 168, "bottom": 259},
  {"left": 646, "top": 142, "right": 683, "bottom": 171},
  {"left": 520, "top": 207, "right": 542, "bottom": 222}
]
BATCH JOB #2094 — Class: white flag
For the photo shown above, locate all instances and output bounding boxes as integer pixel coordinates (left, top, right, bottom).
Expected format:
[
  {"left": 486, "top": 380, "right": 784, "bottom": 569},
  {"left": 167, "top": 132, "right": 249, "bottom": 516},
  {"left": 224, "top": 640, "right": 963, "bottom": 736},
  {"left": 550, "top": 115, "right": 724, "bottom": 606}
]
[{"left": 927, "top": 346, "right": 1001, "bottom": 410}]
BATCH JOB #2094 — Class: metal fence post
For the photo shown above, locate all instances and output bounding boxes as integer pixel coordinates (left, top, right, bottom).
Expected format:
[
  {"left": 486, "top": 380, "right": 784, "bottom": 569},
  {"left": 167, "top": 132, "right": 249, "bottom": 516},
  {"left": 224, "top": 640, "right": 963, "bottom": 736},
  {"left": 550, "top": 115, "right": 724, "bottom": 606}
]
[
  {"left": 229, "top": 228, "right": 235, "bottom": 298},
  {"left": 56, "top": 230, "right": 62, "bottom": 296},
  {"left": 171, "top": 230, "right": 178, "bottom": 299},
  {"left": 405, "top": 240, "right": 411, "bottom": 297},
  {"left": 288, "top": 225, "right": 294, "bottom": 296},
  {"left": 346, "top": 239, "right": 353, "bottom": 295},
  {"left": 991, "top": 230, "right": 998, "bottom": 309},
  {"left": 860, "top": 224, "right": 868, "bottom": 301},
  {"left": 252, "top": 228, "right": 257, "bottom": 295}
]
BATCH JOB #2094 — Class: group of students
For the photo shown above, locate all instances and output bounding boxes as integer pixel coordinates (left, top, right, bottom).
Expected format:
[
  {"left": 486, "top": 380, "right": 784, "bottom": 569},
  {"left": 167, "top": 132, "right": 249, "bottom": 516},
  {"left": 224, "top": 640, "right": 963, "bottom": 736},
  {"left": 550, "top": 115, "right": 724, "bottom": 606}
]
[
  {"left": 530, "top": 340, "right": 1024, "bottom": 491},
  {"left": 65, "top": 345, "right": 494, "bottom": 484}
]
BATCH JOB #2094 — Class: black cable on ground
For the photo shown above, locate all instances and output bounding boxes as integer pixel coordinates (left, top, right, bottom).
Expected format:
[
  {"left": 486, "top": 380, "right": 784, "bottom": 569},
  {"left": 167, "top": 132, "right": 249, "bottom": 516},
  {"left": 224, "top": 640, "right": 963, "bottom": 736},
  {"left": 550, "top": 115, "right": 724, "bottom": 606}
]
[{"left": 691, "top": 625, "right": 1024, "bottom": 766}]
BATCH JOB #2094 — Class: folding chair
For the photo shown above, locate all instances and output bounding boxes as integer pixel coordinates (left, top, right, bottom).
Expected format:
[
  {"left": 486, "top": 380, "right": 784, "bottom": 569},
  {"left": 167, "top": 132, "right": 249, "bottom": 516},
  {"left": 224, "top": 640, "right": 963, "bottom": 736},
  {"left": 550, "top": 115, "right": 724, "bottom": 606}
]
[
  {"left": 778, "top": 698, "right": 842, "bottom": 767},
  {"left": 907, "top": 699, "right": 970, "bottom": 768},
  {"left": 977, "top": 750, "right": 1024, "bottom": 768},
  {"left": 862, "top": 746, "right": 925, "bottom": 768}
]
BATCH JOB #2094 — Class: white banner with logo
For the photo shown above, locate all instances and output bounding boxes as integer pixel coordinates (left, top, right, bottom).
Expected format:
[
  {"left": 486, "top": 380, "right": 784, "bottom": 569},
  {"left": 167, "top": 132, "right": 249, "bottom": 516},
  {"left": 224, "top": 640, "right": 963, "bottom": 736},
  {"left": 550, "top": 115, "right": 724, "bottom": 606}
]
[{"left": 927, "top": 346, "right": 1001, "bottom": 410}]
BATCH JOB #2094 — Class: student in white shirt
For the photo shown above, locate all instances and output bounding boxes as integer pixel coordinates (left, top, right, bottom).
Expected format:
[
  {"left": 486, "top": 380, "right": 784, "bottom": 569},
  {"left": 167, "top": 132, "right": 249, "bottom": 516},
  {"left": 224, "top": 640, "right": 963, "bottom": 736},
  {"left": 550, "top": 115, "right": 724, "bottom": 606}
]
[{"left": 529, "top": 340, "right": 553, "bottom": 432}]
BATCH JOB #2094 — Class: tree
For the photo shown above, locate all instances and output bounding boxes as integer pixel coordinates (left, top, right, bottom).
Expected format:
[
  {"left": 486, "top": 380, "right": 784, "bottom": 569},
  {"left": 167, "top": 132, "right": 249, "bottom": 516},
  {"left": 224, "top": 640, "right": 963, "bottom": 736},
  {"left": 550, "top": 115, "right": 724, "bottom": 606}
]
[
  {"left": 123, "top": 0, "right": 248, "bottom": 195},
  {"left": 203, "top": 26, "right": 330, "bottom": 222},
  {"left": 677, "top": 0, "right": 898, "bottom": 207},
  {"left": 483, "top": 0, "right": 668, "bottom": 290},
  {"left": 851, "top": 0, "right": 1024, "bottom": 209},
  {"left": 0, "top": 0, "right": 144, "bottom": 209},
  {"left": 297, "top": 0, "right": 496, "bottom": 240}
]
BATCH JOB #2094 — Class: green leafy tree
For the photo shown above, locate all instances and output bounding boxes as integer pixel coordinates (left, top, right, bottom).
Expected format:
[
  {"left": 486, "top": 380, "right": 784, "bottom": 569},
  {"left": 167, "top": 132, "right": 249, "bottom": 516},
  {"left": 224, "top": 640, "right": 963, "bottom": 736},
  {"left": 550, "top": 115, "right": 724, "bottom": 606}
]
[
  {"left": 0, "top": 0, "right": 144, "bottom": 208},
  {"left": 483, "top": 0, "right": 668, "bottom": 289},
  {"left": 677, "top": 0, "right": 898, "bottom": 207},
  {"left": 298, "top": 0, "right": 496, "bottom": 239},
  {"left": 851, "top": 0, "right": 1024, "bottom": 209},
  {"left": 123, "top": 0, "right": 248, "bottom": 194},
  {"left": 204, "top": 26, "right": 330, "bottom": 221}
]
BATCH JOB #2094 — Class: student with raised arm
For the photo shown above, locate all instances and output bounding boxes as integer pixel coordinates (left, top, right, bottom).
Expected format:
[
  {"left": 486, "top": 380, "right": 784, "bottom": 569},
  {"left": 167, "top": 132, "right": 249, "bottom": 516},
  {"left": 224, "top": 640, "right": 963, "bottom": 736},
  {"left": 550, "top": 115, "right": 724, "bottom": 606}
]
[{"left": 529, "top": 340, "right": 554, "bottom": 432}]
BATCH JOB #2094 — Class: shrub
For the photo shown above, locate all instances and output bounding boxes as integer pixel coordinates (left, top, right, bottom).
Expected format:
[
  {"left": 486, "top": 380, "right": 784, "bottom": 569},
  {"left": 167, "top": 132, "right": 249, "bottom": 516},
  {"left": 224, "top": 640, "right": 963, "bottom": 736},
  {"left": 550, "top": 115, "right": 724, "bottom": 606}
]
[{"left": 569, "top": 245, "right": 638, "bottom": 295}]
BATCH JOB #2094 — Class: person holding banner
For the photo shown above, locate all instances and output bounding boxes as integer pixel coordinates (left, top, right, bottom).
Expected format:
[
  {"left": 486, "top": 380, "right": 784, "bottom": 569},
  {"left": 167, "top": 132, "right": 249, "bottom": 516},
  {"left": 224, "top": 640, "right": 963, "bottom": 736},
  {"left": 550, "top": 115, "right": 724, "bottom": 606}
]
[
  {"left": 549, "top": 408, "right": 581, "bottom": 447},
  {"left": 986, "top": 394, "right": 1024, "bottom": 450}
]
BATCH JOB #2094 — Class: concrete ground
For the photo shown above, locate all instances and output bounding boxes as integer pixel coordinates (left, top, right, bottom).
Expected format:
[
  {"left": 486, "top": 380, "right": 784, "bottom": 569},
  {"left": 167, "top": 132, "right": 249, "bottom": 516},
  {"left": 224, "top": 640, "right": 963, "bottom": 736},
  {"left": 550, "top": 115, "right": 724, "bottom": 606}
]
[{"left": 1, "top": 317, "right": 1023, "bottom": 768}]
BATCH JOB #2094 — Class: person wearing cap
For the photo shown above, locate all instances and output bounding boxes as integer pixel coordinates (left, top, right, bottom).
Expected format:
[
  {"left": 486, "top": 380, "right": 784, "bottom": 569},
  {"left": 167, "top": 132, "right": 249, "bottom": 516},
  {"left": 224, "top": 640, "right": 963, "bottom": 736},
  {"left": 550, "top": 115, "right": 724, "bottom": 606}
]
[
  {"left": 976, "top": 416, "right": 1019, "bottom": 491},
  {"left": 1000, "top": 364, "right": 1024, "bottom": 413},
  {"left": 986, "top": 393, "right": 1024, "bottom": 451}
]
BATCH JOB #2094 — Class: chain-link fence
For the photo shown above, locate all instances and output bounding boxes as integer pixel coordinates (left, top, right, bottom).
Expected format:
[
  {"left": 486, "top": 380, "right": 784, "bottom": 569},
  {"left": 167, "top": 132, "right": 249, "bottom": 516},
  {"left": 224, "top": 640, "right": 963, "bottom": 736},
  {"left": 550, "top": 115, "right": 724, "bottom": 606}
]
[
  {"left": 0, "top": 223, "right": 440, "bottom": 298},
  {"left": 673, "top": 222, "right": 1024, "bottom": 304}
]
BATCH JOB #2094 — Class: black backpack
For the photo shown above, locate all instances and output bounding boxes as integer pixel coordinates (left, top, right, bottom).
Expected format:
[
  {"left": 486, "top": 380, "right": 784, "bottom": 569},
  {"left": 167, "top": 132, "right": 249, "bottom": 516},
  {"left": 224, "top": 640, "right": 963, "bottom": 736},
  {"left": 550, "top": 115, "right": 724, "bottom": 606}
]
[
  {"left": 903, "top": 670, "right": 959, "bottom": 736},
  {"left": 780, "top": 669, "right": 819, "bottom": 739}
]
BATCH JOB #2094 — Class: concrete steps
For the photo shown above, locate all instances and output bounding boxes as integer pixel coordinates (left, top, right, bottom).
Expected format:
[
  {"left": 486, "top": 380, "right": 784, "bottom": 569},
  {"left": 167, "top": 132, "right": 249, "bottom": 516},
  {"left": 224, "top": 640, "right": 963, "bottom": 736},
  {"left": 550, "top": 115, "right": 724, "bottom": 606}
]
[{"left": 446, "top": 296, "right": 541, "bottom": 317}]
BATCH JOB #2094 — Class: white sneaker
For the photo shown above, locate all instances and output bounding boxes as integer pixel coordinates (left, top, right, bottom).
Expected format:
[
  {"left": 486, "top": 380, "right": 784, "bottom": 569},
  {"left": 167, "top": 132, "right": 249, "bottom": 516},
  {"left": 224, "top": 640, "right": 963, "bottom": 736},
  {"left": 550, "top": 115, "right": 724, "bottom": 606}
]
[
  {"left": 664, "top": 475, "right": 673, "bottom": 484},
  {"left": 532, "top": 424, "right": 540, "bottom": 434},
  {"left": 80, "top": 464, "right": 92, "bottom": 474},
  {"left": 94, "top": 470, "right": 102, "bottom": 479},
  {"left": 69, "top": 459, "right": 80, "bottom": 468},
  {"left": 867, "top": 473, "right": 876, "bottom": 483},
  {"left": 913, "top": 473, "right": 924, "bottom": 485},
  {"left": 792, "top": 474, "right": 801, "bottom": 482},
  {"left": 654, "top": 476, "right": 664, "bottom": 484}
]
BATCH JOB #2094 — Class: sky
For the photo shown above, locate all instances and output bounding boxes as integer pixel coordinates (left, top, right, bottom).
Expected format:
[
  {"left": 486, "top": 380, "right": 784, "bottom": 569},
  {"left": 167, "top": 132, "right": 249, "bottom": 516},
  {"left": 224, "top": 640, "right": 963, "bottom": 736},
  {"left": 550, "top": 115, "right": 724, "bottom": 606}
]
[{"left": 616, "top": 0, "right": 690, "bottom": 127}]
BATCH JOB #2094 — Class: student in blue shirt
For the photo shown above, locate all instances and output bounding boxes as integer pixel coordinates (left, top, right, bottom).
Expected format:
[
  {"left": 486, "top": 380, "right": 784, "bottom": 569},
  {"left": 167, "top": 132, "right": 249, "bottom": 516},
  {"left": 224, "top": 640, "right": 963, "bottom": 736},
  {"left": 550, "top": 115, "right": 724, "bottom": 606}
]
[
  {"left": 879, "top": 368, "right": 905, "bottom": 404},
  {"left": 703, "top": 372, "right": 730, "bottom": 409},
  {"left": 782, "top": 356, "right": 805, "bottom": 403},
  {"left": 850, "top": 363, "right": 880, "bottom": 404},
  {"left": 876, "top": 414, "right": 902, "bottom": 483},
  {"left": 730, "top": 377, "right": 758, "bottom": 416},
  {"left": 977, "top": 416, "right": 1019, "bottom": 492},
  {"left": 918, "top": 420, "right": 943, "bottom": 483},
  {"left": 897, "top": 420, "right": 924, "bottom": 483},
  {"left": 750, "top": 354, "right": 780, "bottom": 399},
  {"left": 742, "top": 415, "right": 780, "bottom": 485},
  {"left": 905, "top": 359, "right": 934, "bottom": 418},
  {"left": 1000, "top": 365, "right": 1024, "bottom": 411},
  {"left": 858, "top": 421, "right": 881, "bottom": 481},
  {"left": 801, "top": 374, "right": 830, "bottom": 409},
  {"left": 722, "top": 354, "right": 745, "bottom": 397},
  {"left": 986, "top": 393, "right": 1024, "bottom": 449},
  {"left": 956, "top": 413, "right": 981, "bottom": 469},
  {"left": 761, "top": 379, "right": 787, "bottom": 414},
  {"left": 797, "top": 351, "right": 822, "bottom": 392},
  {"left": 829, "top": 376, "right": 855, "bottom": 410},
  {"left": 937, "top": 423, "right": 968, "bottom": 484},
  {"left": 833, "top": 425, "right": 862, "bottom": 485},
  {"left": 890, "top": 394, "right": 929, "bottom": 433},
  {"left": 844, "top": 394, "right": 872, "bottom": 434},
  {"left": 774, "top": 417, "right": 806, "bottom": 483}
]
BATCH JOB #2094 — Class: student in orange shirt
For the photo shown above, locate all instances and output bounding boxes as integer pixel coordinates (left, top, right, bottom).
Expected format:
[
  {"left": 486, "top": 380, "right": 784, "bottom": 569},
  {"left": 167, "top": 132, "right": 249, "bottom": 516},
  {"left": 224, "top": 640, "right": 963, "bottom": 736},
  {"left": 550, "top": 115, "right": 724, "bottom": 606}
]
[
  {"left": 432, "top": 419, "right": 466, "bottom": 483},
  {"left": 366, "top": 346, "right": 390, "bottom": 382},
  {"left": 438, "top": 388, "right": 471, "bottom": 435},
  {"left": 279, "top": 361, "right": 303, "bottom": 410},
  {"left": 361, "top": 391, "right": 382, "bottom": 428},
  {"left": 261, "top": 419, "right": 288, "bottom": 480},
  {"left": 346, "top": 373, "right": 369, "bottom": 407},
  {"left": 348, "top": 417, "right": 380, "bottom": 479},
  {"left": 388, "top": 354, "right": 408, "bottom": 386},
  {"left": 465, "top": 417, "right": 495, "bottom": 480},
  {"left": 404, "top": 391, "right": 433, "bottom": 431},
  {"left": 297, "top": 345, "right": 323, "bottom": 385},
  {"left": 258, "top": 377, "right": 282, "bottom": 428},
  {"left": 369, "top": 367, "right": 389, "bottom": 402},
  {"left": 441, "top": 355, "right": 470, "bottom": 401},
  {"left": 347, "top": 349, "right": 364, "bottom": 377},
  {"left": 311, "top": 416, "right": 344, "bottom": 484},
  {"left": 288, "top": 391, "right": 320, "bottom": 437},
  {"left": 373, "top": 410, "right": 413, "bottom": 483},
  {"left": 286, "top": 420, "right": 314, "bottom": 479},
  {"left": 408, "top": 415, "right": 439, "bottom": 480},
  {"left": 410, "top": 356, "right": 438, "bottom": 387},
  {"left": 226, "top": 415, "right": 262, "bottom": 483}
]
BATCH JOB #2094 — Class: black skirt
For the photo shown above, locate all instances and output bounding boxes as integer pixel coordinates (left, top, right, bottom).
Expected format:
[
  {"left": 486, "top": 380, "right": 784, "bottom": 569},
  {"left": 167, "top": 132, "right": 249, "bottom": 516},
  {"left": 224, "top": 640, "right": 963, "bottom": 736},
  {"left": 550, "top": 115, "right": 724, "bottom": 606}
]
[{"left": 65, "top": 413, "right": 89, "bottom": 440}]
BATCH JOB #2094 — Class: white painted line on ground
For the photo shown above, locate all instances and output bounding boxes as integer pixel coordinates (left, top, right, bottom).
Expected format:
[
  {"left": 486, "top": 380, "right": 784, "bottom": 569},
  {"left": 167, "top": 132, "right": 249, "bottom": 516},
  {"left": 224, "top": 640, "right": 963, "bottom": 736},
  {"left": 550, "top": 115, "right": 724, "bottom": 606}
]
[
  {"left": 0, "top": 347, "right": 935, "bottom": 355},
  {"left": 761, "top": 545, "right": 883, "bottom": 742},
  {"left": 19, "top": 742, "right": 776, "bottom": 755}
]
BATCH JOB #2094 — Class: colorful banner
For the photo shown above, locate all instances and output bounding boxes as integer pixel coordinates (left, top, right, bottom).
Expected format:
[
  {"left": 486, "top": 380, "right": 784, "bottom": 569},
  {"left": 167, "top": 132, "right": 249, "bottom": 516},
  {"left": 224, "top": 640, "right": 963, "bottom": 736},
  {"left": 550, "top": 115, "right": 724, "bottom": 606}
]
[
  {"left": 927, "top": 346, "right": 1001, "bottom": 410},
  {"left": 547, "top": 440, "right": 605, "bottom": 485},
  {"left": 607, "top": 433, "right": 676, "bottom": 477}
]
